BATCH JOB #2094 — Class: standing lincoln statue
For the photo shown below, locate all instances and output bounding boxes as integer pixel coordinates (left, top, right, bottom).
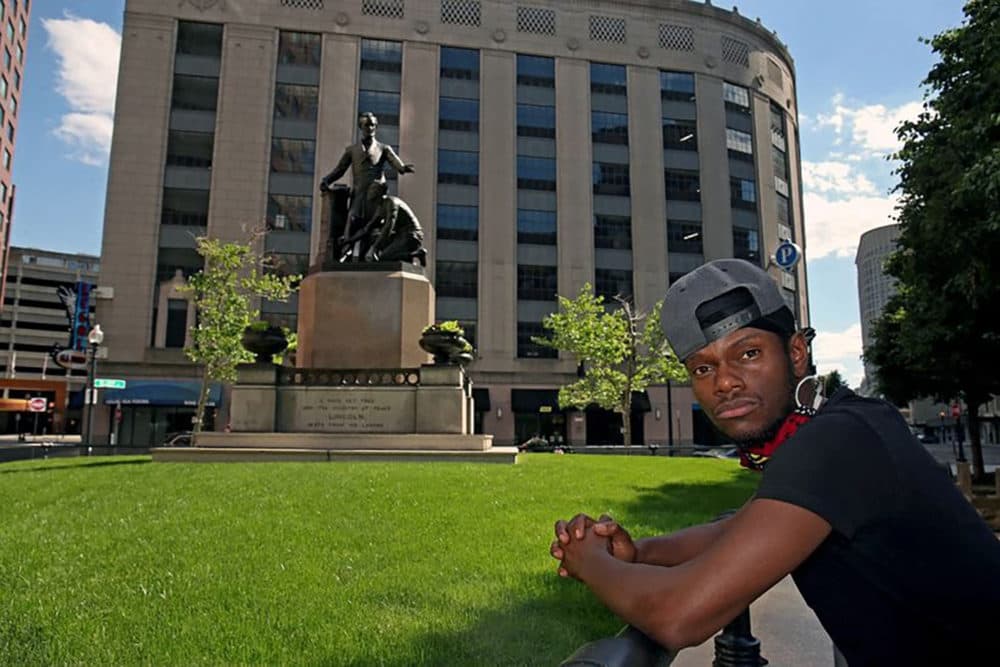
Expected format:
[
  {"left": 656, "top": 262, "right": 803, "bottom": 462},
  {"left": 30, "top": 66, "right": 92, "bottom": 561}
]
[{"left": 319, "top": 112, "right": 415, "bottom": 260}]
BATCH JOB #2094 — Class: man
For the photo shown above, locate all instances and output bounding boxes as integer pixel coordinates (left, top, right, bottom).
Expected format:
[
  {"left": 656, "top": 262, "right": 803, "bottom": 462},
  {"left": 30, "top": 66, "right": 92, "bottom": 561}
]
[
  {"left": 340, "top": 181, "right": 426, "bottom": 266},
  {"left": 320, "top": 111, "right": 414, "bottom": 240},
  {"left": 551, "top": 259, "right": 1000, "bottom": 664}
]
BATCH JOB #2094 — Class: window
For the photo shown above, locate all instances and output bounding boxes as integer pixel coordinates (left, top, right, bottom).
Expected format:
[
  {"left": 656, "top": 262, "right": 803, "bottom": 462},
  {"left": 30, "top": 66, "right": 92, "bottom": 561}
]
[
  {"left": 591, "top": 63, "right": 626, "bottom": 96},
  {"left": 437, "top": 204, "right": 478, "bottom": 241},
  {"left": 13, "top": 43, "right": 20, "bottom": 65},
  {"left": 265, "top": 252, "right": 309, "bottom": 277},
  {"left": 517, "top": 209, "right": 556, "bottom": 245},
  {"left": 663, "top": 119, "right": 696, "bottom": 150},
  {"left": 5, "top": 21, "right": 12, "bottom": 41},
  {"left": 18, "top": 16, "right": 25, "bottom": 37},
  {"left": 726, "top": 128, "right": 753, "bottom": 158},
  {"left": 661, "top": 71, "right": 695, "bottom": 101},
  {"left": 357, "top": 90, "right": 400, "bottom": 126},
  {"left": 435, "top": 261, "right": 478, "bottom": 298},
  {"left": 776, "top": 193, "right": 790, "bottom": 226},
  {"left": 166, "top": 130, "right": 214, "bottom": 168},
  {"left": 176, "top": 21, "right": 223, "bottom": 57},
  {"left": 440, "top": 47, "right": 479, "bottom": 80},
  {"left": 5, "top": 121, "right": 11, "bottom": 142},
  {"left": 594, "top": 215, "right": 631, "bottom": 250},
  {"left": 0, "top": 75, "right": 6, "bottom": 99},
  {"left": 161, "top": 188, "right": 210, "bottom": 227},
  {"left": 165, "top": 299, "right": 188, "bottom": 348},
  {"left": 730, "top": 178, "right": 756, "bottom": 209},
  {"left": 518, "top": 322, "right": 557, "bottom": 358},
  {"left": 517, "top": 264, "right": 558, "bottom": 301},
  {"left": 595, "top": 269, "right": 633, "bottom": 301},
  {"left": 270, "top": 139, "right": 316, "bottom": 173},
  {"left": 665, "top": 169, "right": 700, "bottom": 201},
  {"left": 733, "top": 228, "right": 760, "bottom": 262},
  {"left": 517, "top": 54, "right": 554, "bottom": 87},
  {"left": 3, "top": 49, "right": 9, "bottom": 70},
  {"left": 593, "top": 162, "right": 630, "bottom": 196},
  {"left": 517, "top": 156, "right": 556, "bottom": 191},
  {"left": 772, "top": 145, "right": 788, "bottom": 180},
  {"left": 12, "top": 68, "right": 17, "bottom": 91},
  {"left": 667, "top": 220, "right": 703, "bottom": 254},
  {"left": 723, "top": 82, "right": 750, "bottom": 110},
  {"left": 516, "top": 104, "right": 555, "bottom": 138},
  {"left": 360, "top": 39, "right": 402, "bottom": 72},
  {"left": 171, "top": 74, "right": 219, "bottom": 111},
  {"left": 267, "top": 194, "right": 312, "bottom": 232},
  {"left": 274, "top": 84, "right": 319, "bottom": 122},
  {"left": 7, "top": 95, "right": 14, "bottom": 116},
  {"left": 0, "top": 182, "right": 6, "bottom": 203},
  {"left": 591, "top": 111, "right": 628, "bottom": 145},
  {"left": 439, "top": 97, "right": 479, "bottom": 132},
  {"left": 438, "top": 149, "right": 478, "bottom": 185},
  {"left": 278, "top": 31, "right": 321, "bottom": 67},
  {"left": 2, "top": 148, "right": 9, "bottom": 170}
]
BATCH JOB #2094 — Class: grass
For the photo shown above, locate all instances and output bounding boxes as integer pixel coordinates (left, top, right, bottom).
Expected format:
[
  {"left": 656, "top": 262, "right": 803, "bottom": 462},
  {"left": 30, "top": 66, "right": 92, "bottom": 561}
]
[{"left": 0, "top": 454, "right": 756, "bottom": 665}]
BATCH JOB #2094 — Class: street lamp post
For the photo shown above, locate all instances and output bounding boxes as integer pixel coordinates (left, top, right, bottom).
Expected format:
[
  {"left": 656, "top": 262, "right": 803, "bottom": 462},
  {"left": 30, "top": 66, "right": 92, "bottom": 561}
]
[{"left": 84, "top": 324, "right": 104, "bottom": 455}]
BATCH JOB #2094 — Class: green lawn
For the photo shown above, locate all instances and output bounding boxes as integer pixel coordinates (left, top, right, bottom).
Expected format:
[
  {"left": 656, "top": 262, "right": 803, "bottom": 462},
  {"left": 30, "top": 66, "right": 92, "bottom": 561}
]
[{"left": 0, "top": 454, "right": 755, "bottom": 666}]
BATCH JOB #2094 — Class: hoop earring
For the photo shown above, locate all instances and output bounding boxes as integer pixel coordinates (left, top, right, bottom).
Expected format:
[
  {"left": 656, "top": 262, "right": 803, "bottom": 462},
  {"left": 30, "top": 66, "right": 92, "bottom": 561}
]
[{"left": 794, "top": 375, "right": 824, "bottom": 416}]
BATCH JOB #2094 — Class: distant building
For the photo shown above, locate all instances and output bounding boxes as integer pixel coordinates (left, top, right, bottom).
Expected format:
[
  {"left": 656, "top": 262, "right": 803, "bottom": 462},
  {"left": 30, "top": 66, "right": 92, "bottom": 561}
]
[
  {"left": 0, "top": 246, "right": 99, "bottom": 435},
  {"left": 855, "top": 224, "right": 900, "bottom": 397},
  {"left": 0, "top": 0, "right": 31, "bottom": 310}
]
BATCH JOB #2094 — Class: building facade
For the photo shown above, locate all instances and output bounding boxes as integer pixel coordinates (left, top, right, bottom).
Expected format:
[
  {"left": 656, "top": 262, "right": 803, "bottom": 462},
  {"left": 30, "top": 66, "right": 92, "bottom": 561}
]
[
  {"left": 98, "top": 0, "right": 809, "bottom": 446},
  {"left": 855, "top": 223, "right": 899, "bottom": 397},
  {"left": 0, "top": 0, "right": 30, "bottom": 310},
  {"left": 0, "top": 246, "right": 98, "bottom": 435}
]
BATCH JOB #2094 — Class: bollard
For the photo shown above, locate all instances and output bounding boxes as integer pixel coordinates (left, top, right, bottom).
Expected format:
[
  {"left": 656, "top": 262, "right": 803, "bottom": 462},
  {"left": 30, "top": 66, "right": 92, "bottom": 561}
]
[
  {"left": 713, "top": 608, "right": 766, "bottom": 666},
  {"left": 956, "top": 462, "right": 972, "bottom": 497}
]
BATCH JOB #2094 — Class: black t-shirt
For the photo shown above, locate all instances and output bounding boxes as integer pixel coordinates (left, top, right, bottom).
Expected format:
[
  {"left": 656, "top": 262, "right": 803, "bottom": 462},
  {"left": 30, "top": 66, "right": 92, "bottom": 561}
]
[{"left": 756, "top": 388, "right": 1000, "bottom": 665}]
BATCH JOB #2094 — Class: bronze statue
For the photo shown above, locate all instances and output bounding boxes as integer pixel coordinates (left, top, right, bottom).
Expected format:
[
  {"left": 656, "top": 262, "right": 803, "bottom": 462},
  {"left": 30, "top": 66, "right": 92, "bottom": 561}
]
[{"left": 342, "top": 181, "right": 427, "bottom": 266}]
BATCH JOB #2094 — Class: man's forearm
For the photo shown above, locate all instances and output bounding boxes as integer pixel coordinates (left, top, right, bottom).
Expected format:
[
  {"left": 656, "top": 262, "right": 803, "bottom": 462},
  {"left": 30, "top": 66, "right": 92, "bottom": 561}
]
[{"left": 635, "top": 517, "right": 732, "bottom": 567}]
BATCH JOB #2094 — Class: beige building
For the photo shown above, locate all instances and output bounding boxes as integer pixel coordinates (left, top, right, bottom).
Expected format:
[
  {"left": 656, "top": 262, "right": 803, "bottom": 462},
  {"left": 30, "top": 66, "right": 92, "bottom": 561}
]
[
  {"left": 98, "top": 0, "right": 809, "bottom": 446},
  {"left": 855, "top": 223, "right": 899, "bottom": 397}
]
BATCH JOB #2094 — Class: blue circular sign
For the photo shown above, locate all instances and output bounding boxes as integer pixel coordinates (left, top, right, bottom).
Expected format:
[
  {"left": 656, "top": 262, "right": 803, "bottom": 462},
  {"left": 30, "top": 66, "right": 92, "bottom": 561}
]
[{"left": 774, "top": 241, "right": 801, "bottom": 271}]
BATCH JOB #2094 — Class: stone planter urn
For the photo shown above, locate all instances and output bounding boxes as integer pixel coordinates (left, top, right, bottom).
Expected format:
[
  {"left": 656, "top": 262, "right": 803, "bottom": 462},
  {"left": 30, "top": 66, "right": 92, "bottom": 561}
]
[
  {"left": 241, "top": 324, "right": 288, "bottom": 364},
  {"left": 419, "top": 326, "right": 473, "bottom": 366}
]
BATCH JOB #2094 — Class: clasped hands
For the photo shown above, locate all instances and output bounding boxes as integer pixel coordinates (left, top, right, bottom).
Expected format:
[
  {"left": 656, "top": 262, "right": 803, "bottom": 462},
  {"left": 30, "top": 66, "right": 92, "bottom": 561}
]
[{"left": 550, "top": 513, "right": 637, "bottom": 580}]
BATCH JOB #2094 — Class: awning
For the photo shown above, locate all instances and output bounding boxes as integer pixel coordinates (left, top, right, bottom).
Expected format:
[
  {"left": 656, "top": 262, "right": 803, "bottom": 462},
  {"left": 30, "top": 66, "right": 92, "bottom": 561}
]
[
  {"left": 102, "top": 380, "right": 222, "bottom": 407},
  {"left": 511, "top": 389, "right": 561, "bottom": 413},
  {"left": 472, "top": 387, "right": 491, "bottom": 412}
]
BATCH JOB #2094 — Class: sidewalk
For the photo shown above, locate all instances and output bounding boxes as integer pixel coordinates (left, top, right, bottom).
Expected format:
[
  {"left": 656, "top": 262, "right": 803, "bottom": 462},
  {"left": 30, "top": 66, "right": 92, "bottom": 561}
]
[{"left": 673, "top": 576, "right": 835, "bottom": 666}]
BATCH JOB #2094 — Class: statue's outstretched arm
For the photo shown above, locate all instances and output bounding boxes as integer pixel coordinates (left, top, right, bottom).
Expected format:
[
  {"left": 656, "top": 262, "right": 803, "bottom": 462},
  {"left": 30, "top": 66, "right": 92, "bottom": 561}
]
[
  {"left": 321, "top": 148, "right": 353, "bottom": 188},
  {"left": 386, "top": 145, "right": 415, "bottom": 174}
]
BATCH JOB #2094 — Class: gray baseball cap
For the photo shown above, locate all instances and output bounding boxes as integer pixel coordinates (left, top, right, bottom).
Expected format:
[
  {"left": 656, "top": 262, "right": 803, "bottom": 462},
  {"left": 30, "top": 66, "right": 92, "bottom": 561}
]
[{"left": 663, "top": 259, "right": 795, "bottom": 361}]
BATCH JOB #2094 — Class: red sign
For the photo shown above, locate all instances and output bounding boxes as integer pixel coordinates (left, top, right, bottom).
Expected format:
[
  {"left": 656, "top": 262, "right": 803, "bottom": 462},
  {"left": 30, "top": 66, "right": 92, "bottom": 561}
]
[
  {"left": 28, "top": 397, "right": 48, "bottom": 413},
  {"left": 951, "top": 403, "right": 962, "bottom": 418}
]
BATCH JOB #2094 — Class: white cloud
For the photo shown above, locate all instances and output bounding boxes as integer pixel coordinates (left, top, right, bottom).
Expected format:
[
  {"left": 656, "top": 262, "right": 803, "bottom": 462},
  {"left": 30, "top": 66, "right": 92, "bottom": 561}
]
[
  {"left": 813, "top": 323, "right": 865, "bottom": 389},
  {"left": 802, "top": 161, "right": 878, "bottom": 196},
  {"left": 803, "top": 190, "right": 898, "bottom": 260},
  {"left": 43, "top": 14, "right": 121, "bottom": 166},
  {"left": 814, "top": 94, "right": 923, "bottom": 157}
]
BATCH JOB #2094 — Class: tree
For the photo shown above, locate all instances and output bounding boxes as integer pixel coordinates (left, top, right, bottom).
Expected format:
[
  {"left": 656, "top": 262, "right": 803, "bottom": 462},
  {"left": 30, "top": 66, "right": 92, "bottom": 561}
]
[
  {"left": 866, "top": 0, "right": 1000, "bottom": 480},
  {"left": 535, "top": 284, "right": 688, "bottom": 447},
  {"left": 182, "top": 235, "right": 299, "bottom": 443},
  {"left": 822, "top": 370, "right": 846, "bottom": 397}
]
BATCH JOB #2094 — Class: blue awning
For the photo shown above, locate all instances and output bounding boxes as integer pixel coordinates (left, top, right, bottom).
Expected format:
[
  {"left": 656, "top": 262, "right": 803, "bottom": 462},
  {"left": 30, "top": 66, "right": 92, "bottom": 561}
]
[{"left": 102, "top": 380, "right": 222, "bottom": 407}]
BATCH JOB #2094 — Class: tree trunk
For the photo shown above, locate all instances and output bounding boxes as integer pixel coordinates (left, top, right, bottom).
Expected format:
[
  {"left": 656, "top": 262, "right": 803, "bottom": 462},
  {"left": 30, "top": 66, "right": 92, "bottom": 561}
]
[
  {"left": 966, "top": 397, "right": 986, "bottom": 482},
  {"left": 192, "top": 365, "right": 211, "bottom": 447}
]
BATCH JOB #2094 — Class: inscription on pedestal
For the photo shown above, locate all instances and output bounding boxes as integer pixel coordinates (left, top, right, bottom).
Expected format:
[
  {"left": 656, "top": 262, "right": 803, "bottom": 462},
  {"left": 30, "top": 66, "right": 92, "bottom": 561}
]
[{"left": 279, "top": 388, "right": 416, "bottom": 433}]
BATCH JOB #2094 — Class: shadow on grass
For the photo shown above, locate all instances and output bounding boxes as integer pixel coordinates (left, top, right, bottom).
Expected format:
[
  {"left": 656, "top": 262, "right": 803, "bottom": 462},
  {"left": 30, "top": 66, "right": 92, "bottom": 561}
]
[
  {"left": 0, "top": 458, "right": 151, "bottom": 475},
  {"left": 615, "top": 475, "right": 759, "bottom": 535}
]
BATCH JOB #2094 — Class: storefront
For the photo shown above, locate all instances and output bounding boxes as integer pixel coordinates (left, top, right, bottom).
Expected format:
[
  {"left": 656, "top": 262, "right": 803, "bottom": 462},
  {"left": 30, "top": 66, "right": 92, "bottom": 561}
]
[
  {"left": 584, "top": 391, "right": 651, "bottom": 446},
  {"left": 102, "top": 380, "right": 222, "bottom": 446},
  {"left": 510, "top": 389, "right": 567, "bottom": 446}
]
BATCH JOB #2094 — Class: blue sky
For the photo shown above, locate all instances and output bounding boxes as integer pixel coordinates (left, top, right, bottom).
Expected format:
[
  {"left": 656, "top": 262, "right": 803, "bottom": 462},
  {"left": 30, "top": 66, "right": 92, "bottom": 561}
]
[{"left": 14, "top": 0, "right": 968, "bottom": 387}]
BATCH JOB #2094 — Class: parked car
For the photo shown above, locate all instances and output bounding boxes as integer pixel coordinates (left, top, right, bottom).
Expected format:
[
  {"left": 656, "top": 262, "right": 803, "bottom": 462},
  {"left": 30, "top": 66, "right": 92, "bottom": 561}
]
[
  {"left": 691, "top": 446, "right": 739, "bottom": 459},
  {"left": 163, "top": 432, "right": 193, "bottom": 447},
  {"left": 517, "top": 436, "right": 573, "bottom": 453}
]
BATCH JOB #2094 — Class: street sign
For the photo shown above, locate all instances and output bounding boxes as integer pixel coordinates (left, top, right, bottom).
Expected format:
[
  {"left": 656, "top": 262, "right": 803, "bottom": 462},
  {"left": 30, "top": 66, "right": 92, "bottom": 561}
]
[
  {"left": 94, "top": 378, "right": 127, "bottom": 390},
  {"left": 28, "top": 397, "right": 48, "bottom": 413},
  {"left": 773, "top": 240, "right": 802, "bottom": 272}
]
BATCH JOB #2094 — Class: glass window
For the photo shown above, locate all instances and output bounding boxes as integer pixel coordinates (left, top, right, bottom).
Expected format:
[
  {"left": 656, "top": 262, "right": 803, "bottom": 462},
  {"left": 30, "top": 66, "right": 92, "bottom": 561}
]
[
  {"left": 667, "top": 220, "right": 703, "bottom": 254},
  {"left": 518, "top": 321, "right": 557, "bottom": 359},
  {"left": 517, "top": 264, "right": 558, "bottom": 301},
  {"left": 592, "top": 162, "right": 630, "bottom": 196},
  {"left": 660, "top": 70, "right": 695, "bottom": 101},
  {"left": 436, "top": 204, "right": 478, "bottom": 241},
  {"left": 516, "top": 104, "right": 555, "bottom": 138},
  {"left": 0, "top": 182, "right": 6, "bottom": 203},
  {"left": 726, "top": 128, "right": 754, "bottom": 158},
  {"left": 5, "top": 21, "right": 12, "bottom": 41},
  {"left": 360, "top": 39, "right": 402, "bottom": 73},
  {"left": 517, "top": 156, "right": 556, "bottom": 191},
  {"left": 267, "top": 194, "right": 312, "bottom": 232},
  {"left": 357, "top": 90, "right": 400, "bottom": 126},
  {"left": 274, "top": 83, "right": 318, "bottom": 122},
  {"left": 19, "top": 17, "right": 25, "bottom": 37},
  {"left": 517, "top": 54, "right": 554, "bottom": 87},
  {"left": 165, "top": 299, "right": 188, "bottom": 348},
  {"left": 171, "top": 74, "right": 219, "bottom": 111},
  {"left": 776, "top": 193, "right": 790, "bottom": 225},
  {"left": 12, "top": 68, "right": 18, "bottom": 91},
  {"left": 5, "top": 121, "right": 11, "bottom": 142},
  {"left": 3, "top": 49, "right": 9, "bottom": 70},
  {"left": 1, "top": 75, "right": 7, "bottom": 99},
  {"left": 733, "top": 228, "right": 760, "bottom": 262},
  {"left": 517, "top": 209, "right": 557, "bottom": 245},
  {"left": 270, "top": 138, "right": 316, "bottom": 174},
  {"left": 723, "top": 82, "right": 750, "bottom": 110},
  {"left": 440, "top": 47, "right": 480, "bottom": 80},
  {"left": 435, "top": 260, "right": 478, "bottom": 298},
  {"left": 772, "top": 145, "right": 788, "bottom": 180},
  {"left": 265, "top": 252, "right": 309, "bottom": 278},
  {"left": 161, "top": 188, "right": 210, "bottom": 227},
  {"left": 166, "top": 130, "right": 213, "bottom": 168},
  {"left": 2, "top": 148, "right": 9, "bottom": 170},
  {"left": 730, "top": 178, "right": 757, "bottom": 209},
  {"left": 439, "top": 97, "right": 479, "bottom": 132},
  {"left": 595, "top": 268, "right": 633, "bottom": 301},
  {"left": 438, "top": 149, "right": 479, "bottom": 185},
  {"left": 665, "top": 169, "right": 700, "bottom": 202},
  {"left": 176, "top": 21, "right": 223, "bottom": 57},
  {"left": 278, "top": 31, "right": 321, "bottom": 67},
  {"left": 14, "top": 43, "right": 20, "bottom": 65},
  {"left": 8, "top": 95, "right": 14, "bottom": 116},
  {"left": 590, "top": 62, "right": 626, "bottom": 95},
  {"left": 663, "top": 119, "right": 697, "bottom": 150},
  {"left": 594, "top": 215, "right": 632, "bottom": 250},
  {"left": 591, "top": 111, "right": 628, "bottom": 145}
]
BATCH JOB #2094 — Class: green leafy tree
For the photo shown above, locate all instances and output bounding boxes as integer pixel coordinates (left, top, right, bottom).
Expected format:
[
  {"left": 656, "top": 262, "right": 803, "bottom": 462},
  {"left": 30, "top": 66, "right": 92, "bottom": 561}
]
[
  {"left": 822, "top": 370, "right": 847, "bottom": 397},
  {"left": 535, "top": 284, "right": 687, "bottom": 447},
  {"left": 866, "top": 0, "right": 1000, "bottom": 479},
  {"left": 182, "top": 235, "right": 299, "bottom": 443}
]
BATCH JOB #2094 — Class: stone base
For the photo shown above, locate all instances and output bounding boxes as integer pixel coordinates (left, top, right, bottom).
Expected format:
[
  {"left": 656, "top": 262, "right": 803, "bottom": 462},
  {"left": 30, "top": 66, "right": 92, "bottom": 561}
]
[
  {"left": 297, "top": 269, "right": 433, "bottom": 369},
  {"left": 198, "top": 431, "right": 491, "bottom": 451},
  {"left": 152, "top": 445, "right": 519, "bottom": 464}
]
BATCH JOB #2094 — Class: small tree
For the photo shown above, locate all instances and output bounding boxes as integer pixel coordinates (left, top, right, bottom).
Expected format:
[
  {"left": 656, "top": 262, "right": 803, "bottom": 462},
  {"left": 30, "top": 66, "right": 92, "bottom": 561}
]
[
  {"left": 822, "top": 370, "right": 847, "bottom": 397},
  {"left": 535, "top": 284, "right": 687, "bottom": 447},
  {"left": 182, "top": 235, "right": 299, "bottom": 443}
]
